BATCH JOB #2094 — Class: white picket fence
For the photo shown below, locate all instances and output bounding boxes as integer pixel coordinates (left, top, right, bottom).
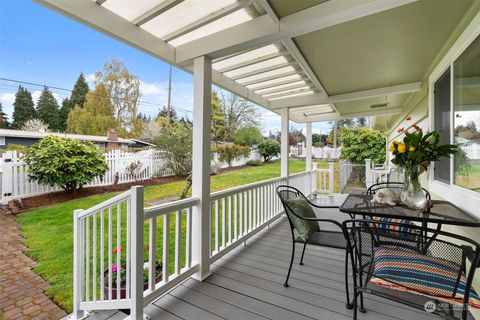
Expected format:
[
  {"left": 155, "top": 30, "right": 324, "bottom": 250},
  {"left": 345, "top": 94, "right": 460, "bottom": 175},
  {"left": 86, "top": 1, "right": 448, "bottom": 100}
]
[
  {"left": 0, "top": 149, "right": 174, "bottom": 205},
  {"left": 296, "top": 146, "right": 341, "bottom": 159},
  {"left": 461, "top": 144, "right": 480, "bottom": 160}
]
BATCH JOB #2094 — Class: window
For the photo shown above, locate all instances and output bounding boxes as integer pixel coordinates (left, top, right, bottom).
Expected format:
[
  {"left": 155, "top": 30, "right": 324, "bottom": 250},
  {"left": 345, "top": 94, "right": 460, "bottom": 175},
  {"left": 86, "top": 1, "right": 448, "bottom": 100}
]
[
  {"left": 454, "top": 35, "right": 480, "bottom": 192},
  {"left": 433, "top": 68, "right": 451, "bottom": 184}
]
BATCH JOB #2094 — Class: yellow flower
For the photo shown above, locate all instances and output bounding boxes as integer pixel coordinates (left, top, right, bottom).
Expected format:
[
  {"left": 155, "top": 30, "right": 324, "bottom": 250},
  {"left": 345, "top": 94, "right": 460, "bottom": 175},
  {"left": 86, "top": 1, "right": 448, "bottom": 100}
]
[
  {"left": 393, "top": 140, "right": 399, "bottom": 144},
  {"left": 409, "top": 145, "right": 415, "bottom": 152},
  {"left": 397, "top": 143, "right": 406, "bottom": 153},
  {"left": 389, "top": 143, "right": 395, "bottom": 152}
]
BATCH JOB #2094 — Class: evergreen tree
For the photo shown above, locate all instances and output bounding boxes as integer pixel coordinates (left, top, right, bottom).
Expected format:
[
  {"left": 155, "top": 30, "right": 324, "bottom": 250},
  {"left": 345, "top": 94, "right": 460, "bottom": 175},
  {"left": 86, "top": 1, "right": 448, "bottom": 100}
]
[
  {"left": 211, "top": 92, "right": 225, "bottom": 143},
  {"left": 12, "top": 86, "right": 36, "bottom": 129},
  {"left": 59, "top": 73, "right": 90, "bottom": 130},
  {"left": 157, "top": 105, "right": 177, "bottom": 122},
  {"left": 37, "top": 86, "right": 61, "bottom": 131},
  {"left": 67, "top": 84, "right": 116, "bottom": 135},
  {"left": 0, "top": 102, "right": 10, "bottom": 128}
]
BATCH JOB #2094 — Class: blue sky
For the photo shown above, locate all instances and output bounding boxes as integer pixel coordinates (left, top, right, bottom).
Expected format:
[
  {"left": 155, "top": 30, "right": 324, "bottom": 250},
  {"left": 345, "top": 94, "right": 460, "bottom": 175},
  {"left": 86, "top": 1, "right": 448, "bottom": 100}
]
[{"left": 0, "top": 0, "right": 331, "bottom": 135}]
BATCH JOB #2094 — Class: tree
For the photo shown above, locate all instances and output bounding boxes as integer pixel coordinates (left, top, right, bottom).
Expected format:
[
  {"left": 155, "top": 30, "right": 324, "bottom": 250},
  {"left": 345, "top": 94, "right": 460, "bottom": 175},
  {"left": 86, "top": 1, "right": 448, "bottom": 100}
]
[
  {"left": 37, "top": 86, "right": 61, "bottom": 131},
  {"left": 211, "top": 92, "right": 226, "bottom": 144},
  {"left": 157, "top": 105, "right": 177, "bottom": 122},
  {"left": 0, "top": 102, "right": 10, "bottom": 128},
  {"left": 154, "top": 120, "right": 193, "bottom": 177},
  {"left": 356, "top": 117, "right": 368, "bottom": 127},
  {"left": 95, "top": 58, "right": 141, "bottom": 137},
  {"left": 340, "top": 128, "right": 386, "bottom": 165},
  {"left": 60, "top": 73, "right": 89, "bottom": 130},
  {"left": 258, "top": 139, "right": 280, "bottom": 162},
  {"left": 234, "top": 125, "right": 262, "bottom": 146},
  {"left": 219, "top": 91, "right": 260, "bottom": 142},
  {"left": 12, "top": 85, "right": 36, "bottom": 129},
  {"left": 66, "top": 84, "right": 116, "bottom": 135},
  {"left": 216, "top": 144, "right": 250, "bottom": 168},
  {"left": 21, "top": 118, "right": 49, "bottom": 132},
  {"left": 24, "top": 136, "right": 108, "bottom": 193}
]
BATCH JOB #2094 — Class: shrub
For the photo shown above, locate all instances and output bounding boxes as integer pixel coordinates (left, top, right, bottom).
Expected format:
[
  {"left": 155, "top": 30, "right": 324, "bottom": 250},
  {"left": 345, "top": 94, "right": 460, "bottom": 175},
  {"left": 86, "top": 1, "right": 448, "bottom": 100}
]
[
  {"left": 4, "top": 144, "right": 28, "bottom": 154},
  {"left": 340, "top": 128, "right": 386, "bottom": 165},
  {"left": 246, "top": 160, "right": 261, "bottom": 166},
  {"left": 24, "top": 135, "right": 108, "bottom": 193},
  {"left": 216, "top": 144, "right": 250, "bottom": 168},
  {"left": 125, "top": 160, "right": 144, "bottom": 182},
  {"left": 258, "top": 139, "right": 280, "bottom": 162}
]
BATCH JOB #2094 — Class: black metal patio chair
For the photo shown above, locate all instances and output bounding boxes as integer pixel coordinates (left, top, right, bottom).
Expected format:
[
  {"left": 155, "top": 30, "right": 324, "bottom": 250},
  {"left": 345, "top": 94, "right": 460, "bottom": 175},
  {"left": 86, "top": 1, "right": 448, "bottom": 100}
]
[
  {"left": 276, "top": 185, "right": 352, "bottom": 308},
  {"left": 343, "top": 219, "right": 480, "bottom": 320}
]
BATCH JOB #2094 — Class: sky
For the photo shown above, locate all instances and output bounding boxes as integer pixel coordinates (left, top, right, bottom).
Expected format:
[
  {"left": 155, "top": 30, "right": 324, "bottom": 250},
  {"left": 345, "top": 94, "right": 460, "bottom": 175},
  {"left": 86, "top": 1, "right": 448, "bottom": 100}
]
[{"left": 0, "top": 0, "right": 332, "bottom": 136}]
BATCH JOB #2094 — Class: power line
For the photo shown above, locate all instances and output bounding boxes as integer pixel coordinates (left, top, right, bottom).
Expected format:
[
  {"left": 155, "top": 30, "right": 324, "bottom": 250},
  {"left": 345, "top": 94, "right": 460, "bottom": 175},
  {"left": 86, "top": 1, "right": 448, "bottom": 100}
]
[{"left": 0, "top": 77, "right": 194, "bottom": 113}]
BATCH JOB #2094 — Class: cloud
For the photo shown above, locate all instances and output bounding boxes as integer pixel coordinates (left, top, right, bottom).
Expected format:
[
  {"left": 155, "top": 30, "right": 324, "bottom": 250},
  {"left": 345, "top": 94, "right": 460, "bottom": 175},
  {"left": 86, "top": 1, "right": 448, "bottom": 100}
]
[
  {"left": 140, "top": 81, "right": 165, "bottom": 95},
  {"left": 85, "top": 73, "right": 96, "bottom": 84}
]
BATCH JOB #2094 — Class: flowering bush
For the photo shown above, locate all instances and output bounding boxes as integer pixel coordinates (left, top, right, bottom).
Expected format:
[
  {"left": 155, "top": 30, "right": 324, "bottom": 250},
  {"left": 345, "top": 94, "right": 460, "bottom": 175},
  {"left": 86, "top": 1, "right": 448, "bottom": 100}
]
[{"left": 390, "top": 126, "right": 457, "bottom": 171}]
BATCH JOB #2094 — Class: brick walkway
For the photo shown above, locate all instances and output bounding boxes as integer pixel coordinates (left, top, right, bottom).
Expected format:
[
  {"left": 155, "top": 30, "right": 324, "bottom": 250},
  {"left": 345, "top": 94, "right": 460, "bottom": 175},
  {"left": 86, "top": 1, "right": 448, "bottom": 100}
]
[{"left": 0, "top": 211, "right": 67, "bottom": 320}]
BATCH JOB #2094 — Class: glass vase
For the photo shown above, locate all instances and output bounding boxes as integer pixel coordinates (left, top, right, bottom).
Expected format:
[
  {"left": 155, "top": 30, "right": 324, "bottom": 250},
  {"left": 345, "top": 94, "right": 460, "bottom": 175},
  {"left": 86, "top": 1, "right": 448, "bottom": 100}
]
[{"left": 400, "top": 165, "right": 427, "bottom": 209}]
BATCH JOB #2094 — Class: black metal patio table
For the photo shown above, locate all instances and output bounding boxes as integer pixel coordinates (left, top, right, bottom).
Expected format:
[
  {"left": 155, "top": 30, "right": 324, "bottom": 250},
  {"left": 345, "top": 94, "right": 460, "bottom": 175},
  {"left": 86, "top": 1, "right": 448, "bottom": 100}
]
[{"left": 338, "top": 194, "right": 480, "bottom": 228}]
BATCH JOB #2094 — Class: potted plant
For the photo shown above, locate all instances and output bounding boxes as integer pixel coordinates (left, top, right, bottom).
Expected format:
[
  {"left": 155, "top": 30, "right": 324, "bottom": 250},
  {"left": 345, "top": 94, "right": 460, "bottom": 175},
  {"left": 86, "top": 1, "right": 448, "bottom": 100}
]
[
  {"left": 102, "top": 245, "right": 163, "bottom": 301},
  {"left": 390, "top": 125, "right": 457, "bottom": 209}
]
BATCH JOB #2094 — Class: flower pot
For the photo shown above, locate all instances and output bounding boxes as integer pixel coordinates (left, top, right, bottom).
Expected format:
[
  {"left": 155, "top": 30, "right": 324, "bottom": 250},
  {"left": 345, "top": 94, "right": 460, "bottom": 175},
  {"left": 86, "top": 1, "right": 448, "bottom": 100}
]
[
  {"left": 102, "top": 262, "right": 162, "bottom": 301},
  {"left": 400, "top": 165, "right": 427, "bottom": 209}
]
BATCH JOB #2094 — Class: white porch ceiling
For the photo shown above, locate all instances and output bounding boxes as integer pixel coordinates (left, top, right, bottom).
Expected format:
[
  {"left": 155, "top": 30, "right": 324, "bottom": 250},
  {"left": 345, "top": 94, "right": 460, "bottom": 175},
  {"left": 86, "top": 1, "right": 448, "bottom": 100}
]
[{"left": 34, "top": 0, "right": 477, "bottom": 124}]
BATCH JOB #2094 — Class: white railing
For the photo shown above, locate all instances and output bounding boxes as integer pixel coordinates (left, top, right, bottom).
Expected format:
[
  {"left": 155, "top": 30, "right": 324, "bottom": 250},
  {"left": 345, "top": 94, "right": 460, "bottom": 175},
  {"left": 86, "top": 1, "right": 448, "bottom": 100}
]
[
  {"left": 73, "top": 187, "right": 200, "bottom": 318},
  {"left": 209, "top": 176, "right": 286, "bottom": 261},
  {"left": 72, "top": 168, "right": 335, "bottom": 317}
]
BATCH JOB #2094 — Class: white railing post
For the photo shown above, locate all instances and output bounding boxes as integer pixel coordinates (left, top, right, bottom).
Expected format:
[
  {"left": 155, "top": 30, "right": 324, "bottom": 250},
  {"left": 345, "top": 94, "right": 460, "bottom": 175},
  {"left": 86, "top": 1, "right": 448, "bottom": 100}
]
[
  {"left": 365, "top": 158, "right": 372, "bottom": 188},
  {"left": 305, "top": 122, "right": 312, "bottom": 172},
  {"left": 73, "top": 209, "right": 84, "bottom": 320},
  {"left": 328, "top": 161, "right": 334, "bottom": 196},
  {"left": 130, "top": 186, "right": 144, "bottom": 319},
  {"left": 192, "top": 56, "right": 212, "bottom": 281},
  {"left": 1, "top": 151, "right": 14, "bottom": 205},
  {"left": 280, "top": 108, "right": 289, "bottom": 183},
  {"left": 311, "top": 162, "right": 318, "bottom": 194}
]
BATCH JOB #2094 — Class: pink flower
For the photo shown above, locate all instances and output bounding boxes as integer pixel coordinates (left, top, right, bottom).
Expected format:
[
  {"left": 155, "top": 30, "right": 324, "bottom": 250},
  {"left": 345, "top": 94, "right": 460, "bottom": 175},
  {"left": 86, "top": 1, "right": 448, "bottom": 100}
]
[
  {"left": 405, "top": 116, "right": 412, "bottom": 121},
  {"left": 112, "top": 265, "right": 121, "bottom": 272},
  {"left": 146, "top": 245, "right": 150, "bottom": 251},
  {"left": 397, "top": 128, "right": 405, "bottom": 133}
]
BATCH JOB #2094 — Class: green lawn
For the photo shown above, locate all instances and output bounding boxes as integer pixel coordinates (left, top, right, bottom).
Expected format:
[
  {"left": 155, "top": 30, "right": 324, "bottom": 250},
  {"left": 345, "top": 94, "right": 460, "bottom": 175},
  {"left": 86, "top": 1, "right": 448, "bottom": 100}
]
[{"left": 17, "top": 159, "right": 325, "bottom": 312}]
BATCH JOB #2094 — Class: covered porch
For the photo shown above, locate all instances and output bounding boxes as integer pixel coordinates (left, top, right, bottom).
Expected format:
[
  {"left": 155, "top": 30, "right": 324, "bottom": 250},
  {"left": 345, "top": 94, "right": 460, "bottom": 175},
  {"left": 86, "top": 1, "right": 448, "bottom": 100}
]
[{"left": 31, "top": 0, "right": 480, "bottom": 319}]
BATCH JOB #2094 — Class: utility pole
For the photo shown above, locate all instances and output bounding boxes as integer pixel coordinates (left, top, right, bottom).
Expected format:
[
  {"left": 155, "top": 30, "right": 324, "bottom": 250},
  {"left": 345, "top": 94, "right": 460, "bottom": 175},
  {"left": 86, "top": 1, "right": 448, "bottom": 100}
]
[{"left": 167, "top": 64, "right": 172, "bottom": 121}]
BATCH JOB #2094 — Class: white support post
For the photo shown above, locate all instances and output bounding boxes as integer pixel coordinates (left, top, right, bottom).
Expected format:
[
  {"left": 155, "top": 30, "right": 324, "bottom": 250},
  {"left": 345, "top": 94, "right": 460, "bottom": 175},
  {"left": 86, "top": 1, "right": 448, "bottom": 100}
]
[
  {"left": 328, "top": 162, "right": 334, "bottom": 196},
  {"left": 192, "top": 56, "right": 212, "bottom": 281},
  {"left": 306, "top": 122, "right": 312, "bottom": 172},
  {"left": 365, "top": 158, "right": 372, "bottom": 189},
  {"left": 73, "top": 209, "right": 84, "bottom": 320},
  {"left": 280, "top": 108, "right": 289, "bottom": 182},
  {"left": 130, "top": 186, "right": 144, "bottom": 319}
]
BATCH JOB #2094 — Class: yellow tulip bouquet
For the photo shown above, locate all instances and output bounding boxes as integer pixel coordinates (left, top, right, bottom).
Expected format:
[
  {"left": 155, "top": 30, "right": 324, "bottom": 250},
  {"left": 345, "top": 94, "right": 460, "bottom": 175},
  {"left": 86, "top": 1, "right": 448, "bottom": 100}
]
[{"left": 389, "top": 125, "right": 457, "bottom": 208}]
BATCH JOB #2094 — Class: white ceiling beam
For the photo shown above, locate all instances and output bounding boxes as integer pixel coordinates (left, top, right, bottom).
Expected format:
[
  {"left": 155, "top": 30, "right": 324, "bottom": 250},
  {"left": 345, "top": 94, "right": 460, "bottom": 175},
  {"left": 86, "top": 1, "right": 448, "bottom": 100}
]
[
  {"left": 253, "top": 0, "right": 279, "bottom": 23},
  {"left": 269, "top": 93, "right": 330, "bottom": 109},
  {"left": 290, "top": 107, "right": 403, "bottom": 123},
  {"left": 133, "top": 0, "right": 185, "bottom": 26},
  {"left": 331, "top": 82, "right": 422, "bottom": 103},
  {"left": 230, "top": 62, "right": 295, "bottom": 80},
  {"left": 163, "top": 0, "right": 251, "bottom": 42},
  {"left": 265, "top": 87, "right": 312, "bottom": 100},
  {"left": 248, "top": 75, "right": 308, "bottom": 91},
  {"left": 176, "top": 0, "right": 417, "bottom": 62},
  {"left": 216, "top": 50, "right": 288, "bottom": 73},
  {"left": 256, "top": 82, "right": 311, "bottom": 95},
  {"left": 34, "top": 0, "right": 175, "bottom": 61},
  {"left": 96, "top": 0, "right": 107, "bottom": 5},
  {"left": 240, "top": 70, "right": 302, "bottom": 86}
]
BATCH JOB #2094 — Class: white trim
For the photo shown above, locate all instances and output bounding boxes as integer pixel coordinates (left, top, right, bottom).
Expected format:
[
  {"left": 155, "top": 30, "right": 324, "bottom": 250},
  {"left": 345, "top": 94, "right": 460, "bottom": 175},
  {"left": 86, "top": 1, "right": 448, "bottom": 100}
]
[
  {"left": 428, "top": 9, "right": 480, "bottom": 216},
  {"left": 330, "top": 82, "right": 422, "bottom": 103},
  {"left": 132, "top": 0, "right": 185, "bottom": 26}
]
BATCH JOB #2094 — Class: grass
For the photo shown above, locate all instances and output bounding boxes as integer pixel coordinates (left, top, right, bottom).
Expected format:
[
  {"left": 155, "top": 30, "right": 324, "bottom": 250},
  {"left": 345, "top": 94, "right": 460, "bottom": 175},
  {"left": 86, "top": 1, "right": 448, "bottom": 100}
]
[
  {"left": 455, "top": 162, "right": 480, "bottom": 192},
  {"left": 17, "top": 159, "right": 325, "bottom": 312}
]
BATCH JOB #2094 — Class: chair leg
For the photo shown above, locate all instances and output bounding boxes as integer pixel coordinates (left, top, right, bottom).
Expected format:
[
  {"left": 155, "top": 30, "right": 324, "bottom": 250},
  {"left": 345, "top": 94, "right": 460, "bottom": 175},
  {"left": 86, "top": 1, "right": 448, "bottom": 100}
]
[
  {"left": 344, "top": 249, "right": 352, "bottom": 309},
  {"left": 353, "top": 289, "right": 358, "bottom": 320},
  {"left": 284, "top": 241, "right": 295, "bottom": 287},
  {"left": 299, "top": 242, "right": 307, "bottom": 265}
]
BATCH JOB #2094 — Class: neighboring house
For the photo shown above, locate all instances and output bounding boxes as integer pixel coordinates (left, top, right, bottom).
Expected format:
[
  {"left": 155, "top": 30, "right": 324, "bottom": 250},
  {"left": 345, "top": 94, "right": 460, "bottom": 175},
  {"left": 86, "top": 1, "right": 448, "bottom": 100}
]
[{"left": 0, "top": 129, "right": 153, "bottom": 150}]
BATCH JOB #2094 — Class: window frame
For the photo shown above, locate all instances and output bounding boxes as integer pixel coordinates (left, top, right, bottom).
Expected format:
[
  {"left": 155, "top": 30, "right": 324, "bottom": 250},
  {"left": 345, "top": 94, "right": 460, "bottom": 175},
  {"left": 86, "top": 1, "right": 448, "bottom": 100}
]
[{"left": 428, "top": 11, "right": 480, "bottom": 216}]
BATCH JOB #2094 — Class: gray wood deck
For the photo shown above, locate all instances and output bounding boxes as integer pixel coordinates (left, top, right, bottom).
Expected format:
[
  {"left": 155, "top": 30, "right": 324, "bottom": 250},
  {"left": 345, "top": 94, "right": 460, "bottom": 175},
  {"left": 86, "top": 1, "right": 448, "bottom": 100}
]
[{"left": 90, "top": 203, "right": 446, "bottom": 320}]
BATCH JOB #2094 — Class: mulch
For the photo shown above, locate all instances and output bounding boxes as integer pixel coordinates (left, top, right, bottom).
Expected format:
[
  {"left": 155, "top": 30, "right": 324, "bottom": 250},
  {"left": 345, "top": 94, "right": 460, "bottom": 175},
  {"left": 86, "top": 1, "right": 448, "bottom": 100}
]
[{"left": 7, "top": 163, "right": 262, "bottom": 213}]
